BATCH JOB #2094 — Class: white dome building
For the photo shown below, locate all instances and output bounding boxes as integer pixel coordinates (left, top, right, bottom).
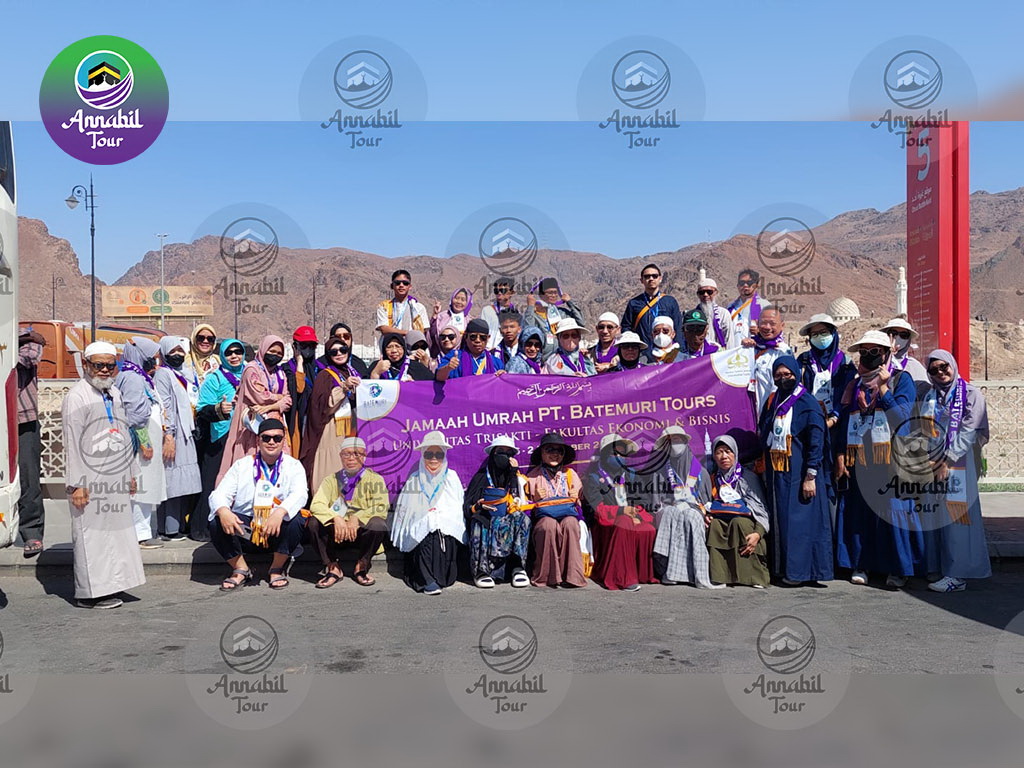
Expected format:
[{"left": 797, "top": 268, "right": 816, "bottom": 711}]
[{"left": 827, "top": 296, "right": 861, "bottom": 326}]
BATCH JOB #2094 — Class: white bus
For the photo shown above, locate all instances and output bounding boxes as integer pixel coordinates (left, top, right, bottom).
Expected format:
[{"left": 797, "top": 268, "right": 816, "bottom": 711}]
[{"left": 0, "top": 121, "right": 19, "bottom": 547}]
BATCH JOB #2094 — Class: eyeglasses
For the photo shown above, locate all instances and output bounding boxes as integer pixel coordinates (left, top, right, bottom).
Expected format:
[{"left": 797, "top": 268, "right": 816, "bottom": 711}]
[
  {"left": 596, "top": 324, "right": 617, "bottom": 331},
  {"left": 89, "top": 361, "right": 118, "bottom": 372},
  {"left": 392, "top": 280, "right": 411, "bottom": 287},
  {"left": 259, "top": 434, "right": 285, "bottom": 444},
  {"left": 328, "top": 347, "right": 346, "bottom": 356},
  {"left": 697, "top": 289, "right": 715, "bottom": 296},
  {"left": 467, "top": 333, "right": 488, "bottom": 341},
  {"left": 524, "top": 341, "right": 542, "bottom": 348},
  {"left": 224, "top": 348, "right": 244, "bottom": 357},
  {"left": 340, "top": 450, "right": 366, "bottom": 459},
  {"left": 196, "top": 334, "right": 216, "bottom": 343},
  {"left": 738, "top": 279, "right": 756, "bottom": 286},
  {"left": 439, "top": 333, "right": 457, "bottom": 341},
  {"left": 495, "top": 288, "right": 511, "bottom": 295},
  {"left": 423, "top": 450, "right": 445, "bottom": 460},
  {"left": 888, "top": 330, "right": 912, "bottom": 340},
  {"left": 559, "top": 331, "right": 581, "bottom": 340},
  {"left": 641, "top": 273, "right": 660, "bottom": 280},
  {"left": 928, "top": 362, "right": 951, "bottom": 375}
]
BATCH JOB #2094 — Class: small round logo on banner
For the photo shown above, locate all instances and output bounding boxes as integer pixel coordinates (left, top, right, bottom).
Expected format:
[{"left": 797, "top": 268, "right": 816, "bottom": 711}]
[
  {"left": 991, "top": 610, "right": 1024, "bottom": 722},
  {"left": 0, "top": 622, "right": 42, "bottom": 725},
  {"left": 39, "top": 35, "right": 168, "bottom": 164},
  {"left": 478, "top": 218, "right": 539, "bottom": 278},
  {"left": 443, "top": 609, "right": 572, "bottom": 730},
  {"left": 756, "top": 218, "right": 816, "bottom": 278},
  {"left": 219, "top": 217, "right": 280, "bottom": 278},
  {"left": 611, "top": 50, "right": 671, "bottom": 109},
  {"left": 185, "top": 607, "right": 312, "bottom": 730},
  {"left": 722, "top": 609, "right": 850, "bottom": 730}
]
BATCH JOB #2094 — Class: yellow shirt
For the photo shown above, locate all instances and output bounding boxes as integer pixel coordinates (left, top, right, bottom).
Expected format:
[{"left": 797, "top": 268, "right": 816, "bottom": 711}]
[{"left": 310, "top": 468, "right": 389, "bottom": 525}]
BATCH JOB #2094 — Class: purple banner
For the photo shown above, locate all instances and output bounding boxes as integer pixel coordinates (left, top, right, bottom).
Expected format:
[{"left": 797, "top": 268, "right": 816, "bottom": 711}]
[{"left": 355, "top": 347, "right": 758, "bottom": 496}]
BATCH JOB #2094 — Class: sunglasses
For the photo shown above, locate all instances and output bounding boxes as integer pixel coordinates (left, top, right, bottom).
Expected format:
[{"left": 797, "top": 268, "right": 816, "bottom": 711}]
[
  {"left": 224, "top": 347, "right": 244, "bottom": 357},
  {"left": 495, "top": 287, "right": 511, "bottom": 295},
  {"left": 89, "top": 361, "right": 118, "bottom": 372},
  {"left": 641, "top": 273, "right": 660, "bottom": 280},
  {"left": 888, "top": 331, "right": 912, "bottom": 340},
  {"left": 697, "top": 289, "right": 715, "bottom": 296},
  {"left": 596, "top": 324, "right": 617, "bottom": 331},
  {"left": 423, "top": 450, "right": 445, "bottom": 460},
  {"left": 328, "top": 347, "right": 346, "bottom": 356},
  {"left": 542, "top": 445, "right": 565, "bottom": 453},
  {"left": 335, "top": 332, "right": 352, "bottom": 341},
  {"left": 738, "top": 279, "right": 756, "bottom": 286},
  {"left": 467, "top": 333, "right": 488, "bottom": 341},
  {"left": 439, "top": 333, "right": 457, "bottom": 341},
  {"left": 297, "top": 342, "right": 317, "bottom": 349},
  {"left": 524, "top": 340, "right": 542, "bottom": 348},
  {"left": 260, "top": 434, "right": 285, "bottom": 444},
  {"left": 392, "top": 280, "right": 411, "bottom": 286},
  {"left": 196, "top": 334, "right": 216, "bottom": 343},
  {"left": 683, "top": 325, "right": 706, "bottom": 332},
  {"left": 411, "top": 343, "right": 428, "bottom": 351},
  {"left": 928, "top": 363, "right": 951, "bottom": 375},
  {"left": 559, "top": 331, "right": 581, "bottom": 340}
]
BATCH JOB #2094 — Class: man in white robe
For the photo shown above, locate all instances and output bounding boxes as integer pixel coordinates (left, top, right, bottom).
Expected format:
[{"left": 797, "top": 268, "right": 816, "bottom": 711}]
[{"left": 62, "top": 342, "right": 146, "bottom": 609}]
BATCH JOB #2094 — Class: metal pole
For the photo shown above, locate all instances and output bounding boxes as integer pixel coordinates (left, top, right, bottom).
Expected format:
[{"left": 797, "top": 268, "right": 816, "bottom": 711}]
[
  {"left": 89, "top": 175, "right": 96, "bottom": 342},
  {"left": 156, "top": 233, "right": 168, "bottom": 330},
  {"left": 52, "top": 275, "right": 56, "bottom": 320},
  {"left": 985, "top": 324, "right": 989, "bottom": 380}
]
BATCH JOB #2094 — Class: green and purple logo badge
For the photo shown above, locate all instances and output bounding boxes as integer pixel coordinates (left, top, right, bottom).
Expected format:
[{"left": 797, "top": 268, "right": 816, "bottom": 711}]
[{"left": 40, "top": 36, "right": 168, "bottom": 164}]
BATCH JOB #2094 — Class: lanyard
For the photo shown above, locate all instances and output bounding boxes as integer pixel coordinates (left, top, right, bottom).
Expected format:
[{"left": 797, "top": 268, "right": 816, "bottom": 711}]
[
  {"left": 254, "top": 455, "right": 282, "bottom": 487},
  {"left": 421, "top": 469, "right": 448, "bottom": 507},
  {"left": 102, "top": 393, "right": 114, "bottom": 426}
]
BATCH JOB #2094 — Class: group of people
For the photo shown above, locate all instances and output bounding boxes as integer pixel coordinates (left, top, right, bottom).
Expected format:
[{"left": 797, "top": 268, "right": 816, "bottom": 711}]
[{"left": 53, "top": 265, "right": 991, "bottom": 607}]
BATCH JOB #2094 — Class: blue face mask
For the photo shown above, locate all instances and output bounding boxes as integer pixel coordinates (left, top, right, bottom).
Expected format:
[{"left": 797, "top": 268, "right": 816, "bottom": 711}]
[{"left": 810, "top": 333, "right": 834, "bottom": 350}]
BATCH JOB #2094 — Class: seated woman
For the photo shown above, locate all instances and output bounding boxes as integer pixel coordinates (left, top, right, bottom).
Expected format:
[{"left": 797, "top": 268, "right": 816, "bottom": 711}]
[
  {"left": 650, "top": 426, "right": 721, "bottom": 588},
  {"left": 705, "top": 434, "right": 770, "bottom": 588},
  {"left": 504, "top": 326, "right": 545, "bottom": 374},
  {"left": 308, "top": 436, "right": 390, "bottom": 588},
  {"left": 523, "top": 432, "right": 589, "bottom": 588},
  {"left": 543, "top": 319, "right": 595, "bottom": 377},
  {"left": 464, "top": 435, "right": 532, "bottom": 588},
  {"left": 390, "top": 431, "right": 466, "bottom": 595},
  {"left": 370, "top": 333, "right": 434, "bottom": 381},
  {"left": 209, "top": 418, "right": 309, "bottom": 591},
  {"left": 583, "top": 433, "right": 657, "bottom": 592}
]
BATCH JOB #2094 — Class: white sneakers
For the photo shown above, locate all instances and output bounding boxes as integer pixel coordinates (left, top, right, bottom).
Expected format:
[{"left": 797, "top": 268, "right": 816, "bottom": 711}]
[
  {"left": 851, "top": 571, "right": 868, "bottom": 585},
  {"left": 928, "top": 576, "right": 967, "bottom": 593}
]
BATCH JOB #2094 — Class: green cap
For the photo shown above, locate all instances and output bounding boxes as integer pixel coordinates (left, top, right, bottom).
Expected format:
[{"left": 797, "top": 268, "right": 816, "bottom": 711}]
[{"left": 681, "top": 308, "right": 709, "bottom": 328}]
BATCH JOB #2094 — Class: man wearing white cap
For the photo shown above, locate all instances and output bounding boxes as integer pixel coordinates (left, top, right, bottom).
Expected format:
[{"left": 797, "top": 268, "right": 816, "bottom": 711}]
[
  {"left": 881, "top": 318, "right": 928, "bottom": 384},
  {"left": 590, "top": 311, "right": 621, "bottom": 373},
  {"left": 61, "top": 342, "right": 146, "bottom": 609},
  {"left": 648, "top": 316, "right": 682, "bottom": 364},
  {"left": 308, "top": 436, "right": 389, "bottom": 588},
  {"left": 695, "top": 277, "right": 738, "bottom": 350},
  {"left": 620, "top": 264, "right": 684, "bottom": 355}
]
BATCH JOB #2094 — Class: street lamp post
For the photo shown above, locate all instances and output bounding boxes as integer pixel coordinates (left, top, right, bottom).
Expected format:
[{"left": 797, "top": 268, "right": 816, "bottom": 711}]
[
  {"left": 51, "top": 275, "right": 65, "bottom": 320},
  {"left": 65, "top": 176, "right": 97, "bottom": 342},
  {"left": 156, "top": 233, "right": 168, "bottom": 330}
]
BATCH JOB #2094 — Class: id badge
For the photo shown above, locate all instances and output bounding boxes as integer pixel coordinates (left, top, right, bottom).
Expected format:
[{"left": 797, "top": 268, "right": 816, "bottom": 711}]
[
  {"left": 254, "top": 481, "right": 274, "bottom": 508},
  {"left": 719, "top": 483, "right": 741, "bottom": 503},
  {"left": 335, "top": 398, "right": 352, "bottom": 419}
]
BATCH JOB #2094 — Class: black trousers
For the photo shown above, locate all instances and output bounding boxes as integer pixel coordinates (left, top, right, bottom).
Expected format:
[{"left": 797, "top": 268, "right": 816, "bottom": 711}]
[
  {"left": 190, "top": 435, "right": 226, "bottom": 542},
  {"left": 210, "top": 512, "right": 307, "bottom": 560},
  {"left": 404, "top": 531, "right": 460, "bottom": 592},
  {"left": 17, "top": 422, "right": 44, "bottom": 543},
  {"left": 306, "top": 515, "right": 388, "bottom": 572}
]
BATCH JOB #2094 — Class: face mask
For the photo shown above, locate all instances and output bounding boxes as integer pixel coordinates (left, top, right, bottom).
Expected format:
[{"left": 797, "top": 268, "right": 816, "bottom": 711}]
[
  {"left": 653, "top": 333, "right": 672, "bottom": 349},
  {"left": 142, "top": 357, "right": 157, "bottom": 373},
  {"left": 859, "top": 349, "right": 885, "bottom": 370},
  {"left": 775, "top": 378, "right": 797, "bottom": 393},
  {"left": 810, "top": 333, "right": 834, "bottom": 350},
  {"left": 299, "top": 346, "right": 317, "bottom": 360},
  {"left": 263, "top": 353, "right": 283, "bottom": 368},
  {"left": 892, "top": 336, "right": 911, "bottom": 352},
  {"left": 164, "top": 354, "right": 185, "bottom": 369},
  {"left": 491, "top": 453, "right": 511, "bottom": 472},
  {"left": 669, "top": 442, "right": 687, "bottom": 457}
]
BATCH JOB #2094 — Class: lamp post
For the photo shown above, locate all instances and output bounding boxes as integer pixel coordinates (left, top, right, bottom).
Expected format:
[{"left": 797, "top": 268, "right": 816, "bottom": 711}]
[
  {"left": 976, "top": 314, "right": 990, "bottom": 380},
  {"left": 156, "top": 233, "right": 168, "bottom": 329},
  {"left": 65, "top": 176, "right": 97, "bottom": 342},
  {"left": 312, "top": 270, "right": 327, "bottom": 333},
  {"left": 51, "top": 275, "right": 65, "bottom": 320}
]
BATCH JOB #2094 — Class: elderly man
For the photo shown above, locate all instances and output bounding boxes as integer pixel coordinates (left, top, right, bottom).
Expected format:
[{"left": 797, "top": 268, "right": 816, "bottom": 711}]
[
  {"left": 621, "top": 264, "right": 683, "bottom": 353},
  {"left": 648, "top": 316, "right": 682, "bottom": 364},
  {"left": 695, "top": 277, "right": 738, "bottom": 350},
  {"left": 727, "top": 268, "right": 772, "bottom": 343},
  {"left": 677, "top": 308, "right": 721, "bottom": 361},
  {"left": 881, "top": 317, "right": 929, "bottom": 383},
  {"left": 744, "top": 307, "right": 791, "bottom": 416},
  {"left": 308, "top": 436, "right": 390, "bottom": 588},
  {"left": 210, "top": 418, "right": 309, "bottom": 591},
  {"left": 62, "top": 342, "right": 146, "bottom": 609}
]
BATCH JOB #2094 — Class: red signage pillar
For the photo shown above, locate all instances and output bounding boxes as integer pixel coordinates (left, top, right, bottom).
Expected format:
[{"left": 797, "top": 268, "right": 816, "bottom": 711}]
[{"left": 906, "top": 121, "right": 971, "bottom": 378}]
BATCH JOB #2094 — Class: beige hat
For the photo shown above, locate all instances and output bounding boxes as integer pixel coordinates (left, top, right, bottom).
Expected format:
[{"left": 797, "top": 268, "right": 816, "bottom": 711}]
[
  {"left": 598, "top": 433, "right": 639, "bottom": 455},
  {"left": 881, "top": 317, "right": 919, "bottom": 338},
  {"left": 414, "top": 430, "right": 452, "bottom": 451},
  {"left": 486, "top": 435, "right": 517, "bottom": 453},
  {"left": 554, "top": 318, "right": 588, "bottom": 335},
  {"left": 798, "top": 313, "right": 838, "bottom": 337},
  {"left": 615, "top": 331, "right": 648, "bottom": 350},
  {"left": 653, "top": 425, "right": 691, "bottom": 450},
  {"left": 848, "top": 330, "right": 893, "bottom": 352},
  {"left": 697, "top": 277, "right": 718, "bottom": 290}
]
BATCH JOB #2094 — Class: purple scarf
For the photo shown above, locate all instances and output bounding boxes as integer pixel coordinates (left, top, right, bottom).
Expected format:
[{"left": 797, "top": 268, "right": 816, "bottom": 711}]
[
  {"left": 518, "top": 352, "right": 542, "bottom": 373},
  {"left": 937, "top": 378, "right": 969, "bottom": 452},
  {"left": 774, "top": 384, "right": 807, "bottom": 419},
  {"left": 687, "top": 340, "right": 719, "bottom": 358},
  {"left": 220, "top": 368, "right": 242, "bottom": 388},
  {"left": 458, "top": 350, "right": 498, "bottom": 376},
  {"left": 558, "top": 349, "right": 587, "bottom": 374},
  {"left": 336, "top": 466, "right": 367, "bottom": 503},
  {"left": 121, "top": 360, "right": 154, "bottom": 388},
  {"left": 754, "top": 332, "right": 785, "bottom": 351},
  {"left": 385, "top": 356, "right": 411, "bottom": 380},
  {"left": 594, "top": 342, "right": 619, "bottom": 365},
  {"left": 712, "top": 313, "right": 728, "bottom": 347}
]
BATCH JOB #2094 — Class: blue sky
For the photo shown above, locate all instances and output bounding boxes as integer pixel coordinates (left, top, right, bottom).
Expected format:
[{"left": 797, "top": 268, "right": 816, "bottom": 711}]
[{"left": 6, "top": 1, "right": 1024, "bottom": 282}]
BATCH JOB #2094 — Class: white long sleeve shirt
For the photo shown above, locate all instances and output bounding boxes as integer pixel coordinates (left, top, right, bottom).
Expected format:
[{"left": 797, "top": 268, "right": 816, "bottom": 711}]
[{"left": 208, "top": 454, "right": 308, "bottom": 521}]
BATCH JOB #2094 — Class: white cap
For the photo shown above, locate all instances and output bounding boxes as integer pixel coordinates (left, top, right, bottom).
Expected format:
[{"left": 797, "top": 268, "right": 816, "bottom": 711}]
[
  {"left": 597, "top": 311, "right": 620, "bottom": 326},
  {"left": 652, "top": 315, "right": 674, "bottom": 330},
  {"left": 848, "top": 330, "right": 893, "bottom": 352},
  {"left": 697, "top": 277, "right": 718, "bottom": 290},
  {"left": 84, "top": 341, "right": 117, "bottom": 359},
  {"left": 340, "top": 436, "right": 366, "bottom": 452}
]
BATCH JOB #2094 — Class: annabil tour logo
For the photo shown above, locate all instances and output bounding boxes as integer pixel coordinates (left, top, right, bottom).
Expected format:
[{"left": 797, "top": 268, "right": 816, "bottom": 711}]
[{"left": 40, "top": 35, "right": 168, "bottom": 164}]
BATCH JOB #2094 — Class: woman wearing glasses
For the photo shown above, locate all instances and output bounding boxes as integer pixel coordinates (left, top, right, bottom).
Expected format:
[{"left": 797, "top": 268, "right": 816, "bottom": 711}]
[
  {"left": 431, "top": 323, "right": 462, "bottom": 373},
  {"left": 543, "top": 320, "right": 595, "bottom": 377},
  {"left": 186, "top": 324, "right": 220, "bottom": 391},
  {"left": 370, "top": 333, "right": 434, "bottom": 382},
  {"left": 504, "top": 326, "right": 546, "bottom": 374},
  {"left": 435, "top": 319, "right": 504, "bottom": 380},
  {"left": 390, "top": 431, "right": 466, "bottom": 595},
  {"left": 881, "top": 318, "right": 929, "bottom": 384}
]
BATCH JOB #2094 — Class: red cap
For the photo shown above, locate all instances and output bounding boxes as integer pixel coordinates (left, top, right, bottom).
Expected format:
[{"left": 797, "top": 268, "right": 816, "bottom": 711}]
[{"left": 292, "top": 326, "right": 318, "bottom": 343}]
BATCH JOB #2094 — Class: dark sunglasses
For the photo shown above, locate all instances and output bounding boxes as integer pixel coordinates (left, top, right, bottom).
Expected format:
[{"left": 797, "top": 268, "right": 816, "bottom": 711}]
[
  {"left": 928, "top": 363, "right": 951, "bottom": 375},
  {"left": 392, "top": 280, "right": 411, "bottom": 286},
  {"left": 439, "top": 333, "right": 457, "bottom": 341},
  {"left": 260, "top": 434, "right": 285, "bottom": 444},
  {"left": 641, "top": 273, "right": 660, "bottom": 280},
  {"left": 495, "top": 287, "right": 511, "bottom": 295},
  {"left": 560, "top": 331, "right": 581, "bottom": 339},
  {"left": 697, "top": 289, "right": 715, "bottom": 296},
  {"left": 684, "top": 325, "right": 707, "bottom": 332},
  {"left": 196, "top": 334, "right": 216, "bottom": 343},
  {"left": 224, "top": 347, "right": 244, "bottom": 357},
  {"left": 888, "top": 330, "right": 912, "bottom": 340},
  {"left": 411, "top": 343, "right": 429, "bottom": 351},
  {"left": 738, "top": 279, "right": 756, "bottom": 286},
  {"left": 328, "top": 347, "right": 346, "bottom": 356},
  {"left": 596, "top": 324, "right": 617, "bottom": 331},
  {"left": 467, "top": 333, "right": 488, "bottom": 341},
  {"left": 89, "top": 361, "right": 118, "bottom": 372},
  {"left": 542, "top": 444, "right": 565, "bottom": 453},
  {"left": 297, "top": 342, "right": 317, "bottom": 349},
  {"left": 423, "top": 450, "right": 445, "bottom": 460},
  {"left": 523, "top": 340, "right": 542, "bottom": 348}
]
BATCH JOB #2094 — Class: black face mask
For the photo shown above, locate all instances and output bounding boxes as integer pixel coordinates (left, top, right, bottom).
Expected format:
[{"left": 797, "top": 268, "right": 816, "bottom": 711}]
[
  {"left": 299, "top": 346, "right": 317, "bottom": 360},
  {"left": 859, "top": 349, "right": 886, "bottom": 370},
  {"left": 775, "top": 378, "right": 797, "bottom": 393},
  {"left": 263, "top": 353, "right": 283, "bottom": 368},
  {"left": 491, "top": 453, "right": 511, "bottom": 472},
  {"left": 164, "top": 354, "right": 185, "bottom": 369},
  {"left": 142, "top": 357, "right": 157, "bottom": 373}
]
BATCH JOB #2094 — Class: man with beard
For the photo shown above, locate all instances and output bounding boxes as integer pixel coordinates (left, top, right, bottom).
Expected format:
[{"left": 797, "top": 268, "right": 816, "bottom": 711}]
[
  {"left": 61, "top": 342, "right": 146, "bottom": 609},
  {"left": 283, "top": 325, "right": 319, "bottom": 458},
  {"left": 694, "top": 278, "right": 738, "bottom": 350}
]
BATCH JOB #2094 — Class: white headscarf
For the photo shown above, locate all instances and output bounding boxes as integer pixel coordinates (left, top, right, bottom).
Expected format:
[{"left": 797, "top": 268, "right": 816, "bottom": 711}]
[{"left": 389, "top": 447, "right": 466, "bottom": 552}]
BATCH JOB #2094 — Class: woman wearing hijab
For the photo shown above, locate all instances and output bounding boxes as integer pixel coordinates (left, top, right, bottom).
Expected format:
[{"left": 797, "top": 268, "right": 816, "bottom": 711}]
[
  {"left": 370, "top": 333, "right": 434, "bottom": 381},
  {"left": 504, "top": 326, "right": 545, "bottom": 375},
  {"left": 300, "top": 335, "right": 361, "bottom": 494},
  {"left": 116, "top": 336, "right": 167, "bottom": 548},
  {"left": 605, "top": 331, "right": 649, "bottom": 373},
  {"left": 428, "top": 287, "right": 473, "bottom": 357},
  {"left": 464, "top": 436, "right": 532, "bottom": 588},
  {"left": 217, "top": 335, "right": 292, "bottom": 483},
  {"left": 185, "top": 323, "right": 220, "bottom": 391},
  {"left": 436, "top": 318, "right": 504, "bottom": 380},
  {"left": 583, "top": 433, "right": 657, "bottom": 592},
  {"left": 194, "top": 338, "right": 244, "bottom": 541},
  {"left": 522, "top": 277, "right": 585, "bottom": 353},
  {"left": 758, "top": 355, "right": 833, "bottom": 586},
  {"left": 543, "top": 319, "right": 595, "bottom": 377},
  {"left": 314, "top": 323, "right": 372, "bottom": 379},
  {"left": 834, "top": 330, "right": 923, "bottom": 589},
  {"left": 390, "top": 431, "right": 466, "bottom": 595},
  {"left": 917, "top": 349, "right": 991, "bottom": 593},
  {"left": 153, "top": 336, "right": 202, "bottom": 540},
  {"left": 705, "top": 434, "right": 771, "bottom": 588},
  {"left": 649, "top": 426, "right": 719, "bottom": 589},
  {"left": 523, "top": 432, "right": 589, "bottom": 588},
  {"left": 431, "top": 322, "right": 462, "bottom": 373}
]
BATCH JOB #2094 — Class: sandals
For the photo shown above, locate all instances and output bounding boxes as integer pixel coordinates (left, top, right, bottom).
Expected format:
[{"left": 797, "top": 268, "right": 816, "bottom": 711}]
[
  {"left": 23, "top": 540, "right": 43, "bottom": 558},
  {"left": 268, "top": 569, "right": 289, "bottom": 590},
  {"left": 219, "top": 568, "right": 253, "bottom": 591},
  {"left": 354, "top": 571, "right": 376, "bottom": 587},
  {"left": 511, "top": 569, "right": 530, "bottom": 588},
  {"left": 474, "top": 575, "right": 496, "bottom": 589},
  {"left": 316, "top": 571, "right": 344, "bottom": 589}
]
